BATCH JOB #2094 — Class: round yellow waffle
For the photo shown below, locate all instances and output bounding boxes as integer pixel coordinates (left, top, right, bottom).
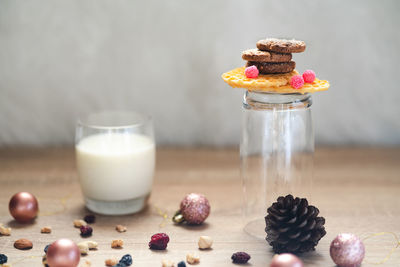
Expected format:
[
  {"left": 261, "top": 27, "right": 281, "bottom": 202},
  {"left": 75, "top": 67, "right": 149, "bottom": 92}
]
[{"left": 221, "top": 67, "right": 329, "bottom": 94}]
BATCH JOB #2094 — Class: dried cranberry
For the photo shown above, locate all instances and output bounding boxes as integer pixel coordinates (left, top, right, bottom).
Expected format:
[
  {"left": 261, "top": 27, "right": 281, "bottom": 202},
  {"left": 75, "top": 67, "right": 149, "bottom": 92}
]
[
  {"left": 83, "top": 214, "right": 96, "bottom": 224},
  {"left": 148, "top": 233, "right": 169, "bottom": 250},
  {"left": 0, "top": 254, "right": 7, "bottom": 264},
  {"left": 80, "top": 225, "right": 93, "bottom": 237},
  {"left": 231, "top": 252, "right": 251, "bottom": 264}
]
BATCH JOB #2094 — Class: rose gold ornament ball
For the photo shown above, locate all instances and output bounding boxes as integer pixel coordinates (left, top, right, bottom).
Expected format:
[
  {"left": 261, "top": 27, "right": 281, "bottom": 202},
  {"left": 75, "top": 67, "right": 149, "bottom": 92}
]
[
  {"left": 330, "top": 233, "right": 365, "bottom": 267},
  {"left": 8, "top": 192, "right": 39, "bottom": 223},
  {"left": 270, "top": 253, "right": 304, "bottom": 267},
  {"left": 180, "top": 193, "right": 210, "bottom": 225},
  {"left": 46, "top": 239, "right": 80, "bottom": 267}
]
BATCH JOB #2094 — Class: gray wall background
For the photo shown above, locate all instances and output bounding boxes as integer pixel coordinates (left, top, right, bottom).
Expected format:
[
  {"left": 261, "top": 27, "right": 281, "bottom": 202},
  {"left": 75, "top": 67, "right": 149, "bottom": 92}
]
[{"left": 1, "top": 0, "right": 399, "bottom": 146}]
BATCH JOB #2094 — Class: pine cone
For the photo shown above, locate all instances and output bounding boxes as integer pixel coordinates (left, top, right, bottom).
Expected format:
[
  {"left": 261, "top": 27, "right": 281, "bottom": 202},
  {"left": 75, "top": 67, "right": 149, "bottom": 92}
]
[{"left": 265, "top": 194, "right": 326, "bottom": 253}]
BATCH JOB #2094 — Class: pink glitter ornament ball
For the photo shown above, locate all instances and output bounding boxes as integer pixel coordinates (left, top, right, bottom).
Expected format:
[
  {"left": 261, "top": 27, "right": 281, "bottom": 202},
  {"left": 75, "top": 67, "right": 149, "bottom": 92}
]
[
  {"left": 180, "top": 193, "right": 210, "bottom": 225},
  {"left": 245, "top": 65, "right": 259, "bottom": 78},
  {"left": 290, "top": 75, "right": 304, "bottom": 89},
  {"left": 330, "top": 233, "right": 365, "bottom": 267},
  {"left": 270, "top": 253, "right": 303, "bottom": 267}
]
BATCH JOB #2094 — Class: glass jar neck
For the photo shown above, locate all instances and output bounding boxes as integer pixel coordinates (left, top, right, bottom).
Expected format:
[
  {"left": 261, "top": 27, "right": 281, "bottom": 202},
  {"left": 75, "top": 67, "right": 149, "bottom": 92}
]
[{"left": 243, "top": 91, "right": 312, "bottom": 110}]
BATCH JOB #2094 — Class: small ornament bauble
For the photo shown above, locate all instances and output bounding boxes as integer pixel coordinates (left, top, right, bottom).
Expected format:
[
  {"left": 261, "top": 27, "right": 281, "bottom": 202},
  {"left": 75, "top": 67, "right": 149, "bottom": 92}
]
[
  {"left": 172, "top": 193, "right": 210, "bottom": 225},
  {"left": 46, "top": 239, "right": 80, "bottom": 267},
  {"left": 330, "top": 233, "right": 365, "bottom": 267},
  {"left": 265, "top": 195, "right": 326, "bottom": 253},
  {"left": 9, "top": 192, "right": 39, "bottom": 223},
  {"left": 270, "top": 253, "right": 304, "bottom": 267}
]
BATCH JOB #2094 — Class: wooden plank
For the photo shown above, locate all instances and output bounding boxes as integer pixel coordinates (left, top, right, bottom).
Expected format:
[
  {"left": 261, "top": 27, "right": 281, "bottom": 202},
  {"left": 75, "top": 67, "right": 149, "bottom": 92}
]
[{"left": 0, "top": 147, "right": 399, "bottom": 266}]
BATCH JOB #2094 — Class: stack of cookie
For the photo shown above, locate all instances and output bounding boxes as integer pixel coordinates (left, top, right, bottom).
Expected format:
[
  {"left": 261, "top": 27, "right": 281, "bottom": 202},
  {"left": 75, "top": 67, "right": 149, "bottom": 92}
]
[{"left": 242, "top": 38, "right": 306, "bottom": 74}]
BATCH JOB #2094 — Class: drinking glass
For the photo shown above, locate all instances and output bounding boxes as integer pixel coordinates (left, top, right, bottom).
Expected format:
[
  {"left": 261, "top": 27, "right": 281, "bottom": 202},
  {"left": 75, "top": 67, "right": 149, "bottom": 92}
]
[{"left": 75, "top": 110, "right": 155, "bottom": 215}]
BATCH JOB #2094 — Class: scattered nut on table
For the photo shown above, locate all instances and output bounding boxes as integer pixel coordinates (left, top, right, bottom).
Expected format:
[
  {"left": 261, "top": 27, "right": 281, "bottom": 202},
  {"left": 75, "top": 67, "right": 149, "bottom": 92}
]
[
  {"left": 162, "top": 259, "right": 175, "bottom": 267},
  {"left": 0, "top": 225, "right": 11, "bottom": 236},
  {"left": 116, "top": 224, "right": 127, "bottom": 233},
  {"left": 14, "top": 238, "right": 33, "bottom": 250},
  {"left": 77, "top": 242, "right": 89, "bottom": 255},
  {"left": 105, "top": 258, "right": 119, "bottom": 266},
  {"left": 86, "top": 240, "right": 98, "bottom": 249},
  {"left": 111, "top": 239, "right": 124, "bottom": 248},
  {"left": 79, "top": 259, "right": 92, "bottom": 267},
  {"left": 186, "top": 253, "right": 200, "bottom": 264},
  {"left": 73, "top": 219, "right": 87, "bottom": 228},
  {"left": 77, "top": 240, "right": 98, "bottom": 255},
  {"left": 41, "top": 226, "right": 52, "bottom": 234},
  {"left": 198, "top": 236, "right": 213, "bottom": 249},
  {"left": 42, "top": 255, "right": 48, "bottom": 265}
]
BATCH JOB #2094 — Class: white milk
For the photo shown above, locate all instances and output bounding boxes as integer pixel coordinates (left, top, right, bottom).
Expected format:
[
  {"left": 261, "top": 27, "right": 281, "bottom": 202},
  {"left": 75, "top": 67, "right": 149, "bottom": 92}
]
[{"left": 76, "top": 133, "right": 155, "bottom": 202}]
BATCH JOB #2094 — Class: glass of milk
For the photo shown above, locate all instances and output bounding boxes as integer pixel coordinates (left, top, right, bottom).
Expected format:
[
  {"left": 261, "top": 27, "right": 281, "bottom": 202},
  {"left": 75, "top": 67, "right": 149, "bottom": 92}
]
[{"left": 75, "top": 111, "right": 155, "bottom": 215}]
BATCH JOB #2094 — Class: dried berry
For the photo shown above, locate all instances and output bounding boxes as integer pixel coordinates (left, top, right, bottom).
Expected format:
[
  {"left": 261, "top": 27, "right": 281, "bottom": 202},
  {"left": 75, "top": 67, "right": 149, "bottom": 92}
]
[
  {"left": 0, "top": 254, "right": 8, "bottom": 264},
  {"left": 177, "top": 261, "right": 186, "bottom": 267},
  {"left": 80, "top": 225, "right": 93, "bottom": 237},
  {"left": 231, "top": 252, "right": 251, "bottom": 264},
  {"left": 84, "top": 214, "right": 96, "bottom": 224},
  {"left": 44, "top": 244, "right": 50, "bottom": 253},
  {"left": 149, "top": 233, "right": 170, "bottom": 250},
  {"left": 119, "top": 254, "right": 132, "bottom": 266}
]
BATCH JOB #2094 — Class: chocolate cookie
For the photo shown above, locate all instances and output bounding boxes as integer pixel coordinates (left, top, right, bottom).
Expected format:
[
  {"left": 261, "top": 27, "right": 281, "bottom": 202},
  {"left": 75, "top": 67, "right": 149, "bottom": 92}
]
[
  {"left": 256, "top": 38, "right": 306, "bottom": 54},
  {"left": 246, "top": 61, "right": 296, "bottom": 74},
  {"left": 242, "top": 49, "right": 292, "bottom": 63}
]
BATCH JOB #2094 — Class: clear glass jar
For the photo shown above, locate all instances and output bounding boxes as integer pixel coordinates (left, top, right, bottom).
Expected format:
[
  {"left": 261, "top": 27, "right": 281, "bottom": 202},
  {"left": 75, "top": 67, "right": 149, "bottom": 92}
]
[{"left": 241, "top": 91, "right": 314, "bottom": 238}]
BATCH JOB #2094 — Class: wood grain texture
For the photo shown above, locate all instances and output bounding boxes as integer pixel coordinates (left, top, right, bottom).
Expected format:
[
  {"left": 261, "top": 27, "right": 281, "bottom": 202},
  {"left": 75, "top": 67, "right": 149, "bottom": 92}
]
[{"left": 0, "top": 147, "right": 400, "bottom": 266}]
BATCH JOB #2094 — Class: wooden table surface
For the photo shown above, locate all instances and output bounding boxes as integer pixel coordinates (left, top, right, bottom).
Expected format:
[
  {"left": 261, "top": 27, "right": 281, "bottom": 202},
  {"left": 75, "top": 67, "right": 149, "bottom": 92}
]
[{"left": 0, "top": 147, "right": 400, "bottom": 267}]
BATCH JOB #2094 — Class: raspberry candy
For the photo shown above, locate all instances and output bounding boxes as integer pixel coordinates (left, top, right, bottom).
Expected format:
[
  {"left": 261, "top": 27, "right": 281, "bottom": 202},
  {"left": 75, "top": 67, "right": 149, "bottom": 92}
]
[
  {"left": 290, "top": 75, "right": 304, "bottom": 89},
  {"left": 302, "top": 69, "right": 316, "bottom": 83},
  {"left": 244, "top": 66, "right": 259, "bottom": 78},
  {"left": 149, "top": 233, "right": 170, "bottom": 250}
]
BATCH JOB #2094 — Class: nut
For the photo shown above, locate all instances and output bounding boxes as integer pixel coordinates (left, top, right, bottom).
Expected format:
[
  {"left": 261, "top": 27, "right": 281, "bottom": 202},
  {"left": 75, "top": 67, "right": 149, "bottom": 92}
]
[
  {"left": 86, "top": 240, "right": 98, "bottom": 249},
  {"left": 14, "top": 238, "right": 33, "bottom": 250},
  {"left": 105, "top": 258, "right": 118, "bottom": 266},
  {"left": 42, "top": 255, "right": 48, "bottom": 265},
  {"left": 162, "top": 259, "right": 175, "bottom": 267},
  {"left": 186, "top": 253, "right": 200, "bottom": 265},
  {"left": 77, "top": 240, "right": 98, "bottom": 254},
  {"left": 111, "top": 239, "right": 123, "bottom": 248},
  {"left": 41, "top": 226, "right": 52, "bottom": 234},
  {"left": 73, "top": 219, "right": 87, "bottom": 228},
  {"left": 0, "top": 225, "right": 11, "bottom": 236},
  {"left": 80, "top": 260, "right": 92, "bottom": 267},
  {"left": 116, "top": 224, "right": 127, "bottom": 233},
  {"left": 77, "top": 242, "right": 89, "bottom": 255},
  {"left": 198, "top": 236, "right": 213, "bottom": 249}
]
